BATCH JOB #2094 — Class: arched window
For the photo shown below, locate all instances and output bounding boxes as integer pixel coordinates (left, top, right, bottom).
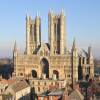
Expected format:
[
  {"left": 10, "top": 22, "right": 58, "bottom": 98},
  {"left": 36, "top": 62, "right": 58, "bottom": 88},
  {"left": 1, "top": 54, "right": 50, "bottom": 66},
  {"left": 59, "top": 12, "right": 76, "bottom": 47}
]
[{"left": 32, "top": 70, "right": 37, "bottom": 78}]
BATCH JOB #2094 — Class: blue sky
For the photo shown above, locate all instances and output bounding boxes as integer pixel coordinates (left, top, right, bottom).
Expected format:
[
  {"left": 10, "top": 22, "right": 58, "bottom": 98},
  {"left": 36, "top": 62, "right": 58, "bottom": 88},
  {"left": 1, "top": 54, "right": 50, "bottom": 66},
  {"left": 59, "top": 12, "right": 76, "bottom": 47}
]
[{"left": 0, "top": 0, "right": 100, "bottom": 58}]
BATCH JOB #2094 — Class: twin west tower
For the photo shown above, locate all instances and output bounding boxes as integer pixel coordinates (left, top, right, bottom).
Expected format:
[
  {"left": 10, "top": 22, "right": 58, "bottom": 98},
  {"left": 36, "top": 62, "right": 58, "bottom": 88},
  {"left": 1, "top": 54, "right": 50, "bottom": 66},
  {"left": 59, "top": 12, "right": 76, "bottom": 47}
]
[{"left": 26, "top": 10, "right": 66, "bottom": 55}]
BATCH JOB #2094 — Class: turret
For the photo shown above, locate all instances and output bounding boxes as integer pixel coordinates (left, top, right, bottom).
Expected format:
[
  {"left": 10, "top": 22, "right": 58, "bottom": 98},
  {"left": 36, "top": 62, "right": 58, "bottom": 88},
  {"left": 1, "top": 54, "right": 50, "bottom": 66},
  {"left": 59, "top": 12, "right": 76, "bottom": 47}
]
[
  {"left": 72, "top": 38, "right": 77, "bottom": 55},
  {"left": 60, "top": 9, "right": 66, "bottom": 55},
  {"left": 26, "top": 14, "right": 31, "bottom": 55},
  {"left": 35, "top": 12, "right": 41, "bottom": 47},
  {"left": 71, "top": 38, "right": 78, "bottom": 86},
  {"left": 48, "top": 10, "right": 54, "bottom": 55},
  {"left": 13, "top": 41, "right": 18, "bottom": 76},
  {"left": 13, "top": 41, "right": 18, "bottom": 57},
  {"left": 88, "top": 46, "right": 94, "bottom": 78},
  {"left": 88, "top": 46, "right": 94, "bottom": 64}
]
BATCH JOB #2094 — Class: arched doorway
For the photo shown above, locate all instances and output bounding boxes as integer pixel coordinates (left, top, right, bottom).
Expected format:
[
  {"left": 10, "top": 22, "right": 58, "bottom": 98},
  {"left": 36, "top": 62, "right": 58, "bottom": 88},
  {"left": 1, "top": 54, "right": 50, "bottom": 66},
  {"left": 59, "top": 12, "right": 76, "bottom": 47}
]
[
  {"left": 32, "top": 70, "right": 37, "bottom": 78},
  {"left": 40, "top": 58, "right": 49, "bottom": 78},
  {"left": 53, "top": 70, "right": 59, "bottom": 79}
]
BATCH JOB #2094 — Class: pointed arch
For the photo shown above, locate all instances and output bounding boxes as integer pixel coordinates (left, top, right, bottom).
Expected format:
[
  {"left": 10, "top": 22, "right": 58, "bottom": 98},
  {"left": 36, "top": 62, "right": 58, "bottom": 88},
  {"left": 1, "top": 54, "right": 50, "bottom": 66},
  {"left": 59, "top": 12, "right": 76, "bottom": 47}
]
[{"left": 32, "top": 70, "right": 37, "bottom": 78}]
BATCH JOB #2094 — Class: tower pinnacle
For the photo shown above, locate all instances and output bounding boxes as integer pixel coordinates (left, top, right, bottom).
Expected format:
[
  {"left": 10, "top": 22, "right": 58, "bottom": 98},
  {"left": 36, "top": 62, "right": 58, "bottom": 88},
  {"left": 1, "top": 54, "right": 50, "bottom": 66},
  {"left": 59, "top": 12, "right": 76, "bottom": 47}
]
[
  {"left": 36, "top": 11, "right": 39, "bottom": 17},
  {"left": 72, "top": 38, "right": 77, "bottom": 49},
  {"left": 14, "top": 40, "right": 17, "bottom": 52},
  {"left": 13, "top": 40, "right": 18, "bottom": 57}
]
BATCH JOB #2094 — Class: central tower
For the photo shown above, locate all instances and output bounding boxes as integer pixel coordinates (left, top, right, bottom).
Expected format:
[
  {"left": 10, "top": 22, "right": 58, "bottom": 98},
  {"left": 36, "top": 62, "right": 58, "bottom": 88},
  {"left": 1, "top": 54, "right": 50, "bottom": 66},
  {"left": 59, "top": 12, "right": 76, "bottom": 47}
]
[{"left": 48, "top": 10, "right": 66, "bottom": 55}]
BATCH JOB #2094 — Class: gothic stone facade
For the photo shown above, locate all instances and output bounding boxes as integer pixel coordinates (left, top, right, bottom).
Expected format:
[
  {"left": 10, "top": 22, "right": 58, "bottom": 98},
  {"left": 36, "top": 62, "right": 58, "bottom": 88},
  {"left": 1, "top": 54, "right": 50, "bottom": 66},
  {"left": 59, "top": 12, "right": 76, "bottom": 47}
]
[{"left": 13, "top": 11, "right": 94, "bottom": 94}]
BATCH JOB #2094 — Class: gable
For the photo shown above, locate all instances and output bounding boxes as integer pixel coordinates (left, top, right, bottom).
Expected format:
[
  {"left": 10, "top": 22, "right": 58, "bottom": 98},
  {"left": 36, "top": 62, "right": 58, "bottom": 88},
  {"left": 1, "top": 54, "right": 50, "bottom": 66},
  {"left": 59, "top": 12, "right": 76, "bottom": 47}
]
[{"left": 37, "top": 43, "right": 50, "bottom": 56}]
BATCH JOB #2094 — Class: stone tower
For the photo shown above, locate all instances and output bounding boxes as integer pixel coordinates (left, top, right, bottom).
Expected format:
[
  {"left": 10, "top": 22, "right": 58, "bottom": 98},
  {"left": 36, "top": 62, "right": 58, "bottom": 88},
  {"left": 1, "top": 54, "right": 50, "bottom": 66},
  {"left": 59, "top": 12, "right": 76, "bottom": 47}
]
[
  {"left": 71, "top": 39, "right": 78, "bottom": 85},
  {"left": 13, "top": 41, "right": 18, "bottom": 76},
  {"left": 26, "top": 14, "right": 41, "bottom": 55},
  {"left": 88, "top": 46, "right": 94, "bottom": 78},
  {"left": 13, "top": 41, "right": 18, "bottom": 57},
  {"left": 48, "top": 10, "right": 66, "bottom": 55}
]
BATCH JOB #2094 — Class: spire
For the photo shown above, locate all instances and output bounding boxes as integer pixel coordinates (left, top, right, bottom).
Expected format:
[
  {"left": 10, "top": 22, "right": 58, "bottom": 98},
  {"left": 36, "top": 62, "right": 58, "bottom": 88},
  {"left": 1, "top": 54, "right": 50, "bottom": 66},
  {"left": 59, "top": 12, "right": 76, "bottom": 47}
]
[
  {"left": 49, "top": 9, "right": 51, "bottom": 14},
  {"left": 26, "top": 14, "right": 28, "bottom": 19},
  {"left": 36, "top": 11, "right": 38, "bottom": 17},
  {"left": 61, "top": 8, "right": 64, "bottom": 14},
  {"left": 26, "top": 14, "right": 30, "bottom": 27},
  {"left": 88, "top": 46, "right": 93, "bottom": 58},
  {"left": 14, "top": 40, "right": 17, "bottom": 52},
  {"left": 61, "top": 9, "right": 65, "bottom": 16},
  {"left": 26, "top": 14, "right": 31, "bottom": 24},
  {"left": 49, "top": 9, "right": 53, "bottom": 14},
  {"left": 26, "top": 13, "right": 31, "bottom": 55},
  {"left": 13, "top": 40, "right": 18, "bottom": 56},
  {"left": 26, "top": 13, "right": 28, "bottom": 19},
  {"left": 72, "top": 38, "right": 76, "bottom": 49},
  {"left": 49, "top": 9, "right": 53, "bottom": 17},
  {"left": 36, "top": 11, "right": 40, "bottom": 19},
  {"left": 88, "top": 46, "right": 94, "bottom": 66}
]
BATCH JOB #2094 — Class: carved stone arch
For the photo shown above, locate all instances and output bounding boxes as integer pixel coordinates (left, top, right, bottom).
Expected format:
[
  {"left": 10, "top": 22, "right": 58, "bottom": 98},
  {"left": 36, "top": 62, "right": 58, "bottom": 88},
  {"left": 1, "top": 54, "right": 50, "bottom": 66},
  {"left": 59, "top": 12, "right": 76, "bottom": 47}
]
[{"left": 40, "top": 57, "right": 49, "bottom": 78}]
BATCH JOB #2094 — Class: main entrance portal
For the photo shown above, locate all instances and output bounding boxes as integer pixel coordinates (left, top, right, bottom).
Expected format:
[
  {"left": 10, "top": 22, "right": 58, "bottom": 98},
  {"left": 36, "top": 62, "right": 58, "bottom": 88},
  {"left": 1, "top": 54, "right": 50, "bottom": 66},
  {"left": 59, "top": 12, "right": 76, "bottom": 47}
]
[{"left": 40, "top": 58, "right": 49, "bottom": 78}]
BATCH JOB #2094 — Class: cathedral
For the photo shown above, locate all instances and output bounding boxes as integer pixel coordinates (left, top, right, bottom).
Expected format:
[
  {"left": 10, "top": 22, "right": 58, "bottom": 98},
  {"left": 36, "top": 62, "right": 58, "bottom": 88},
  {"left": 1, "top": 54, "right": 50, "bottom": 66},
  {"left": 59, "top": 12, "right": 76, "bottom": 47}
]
[{"left": 13, "top": 10, "right": 94, "bottom": 94}]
